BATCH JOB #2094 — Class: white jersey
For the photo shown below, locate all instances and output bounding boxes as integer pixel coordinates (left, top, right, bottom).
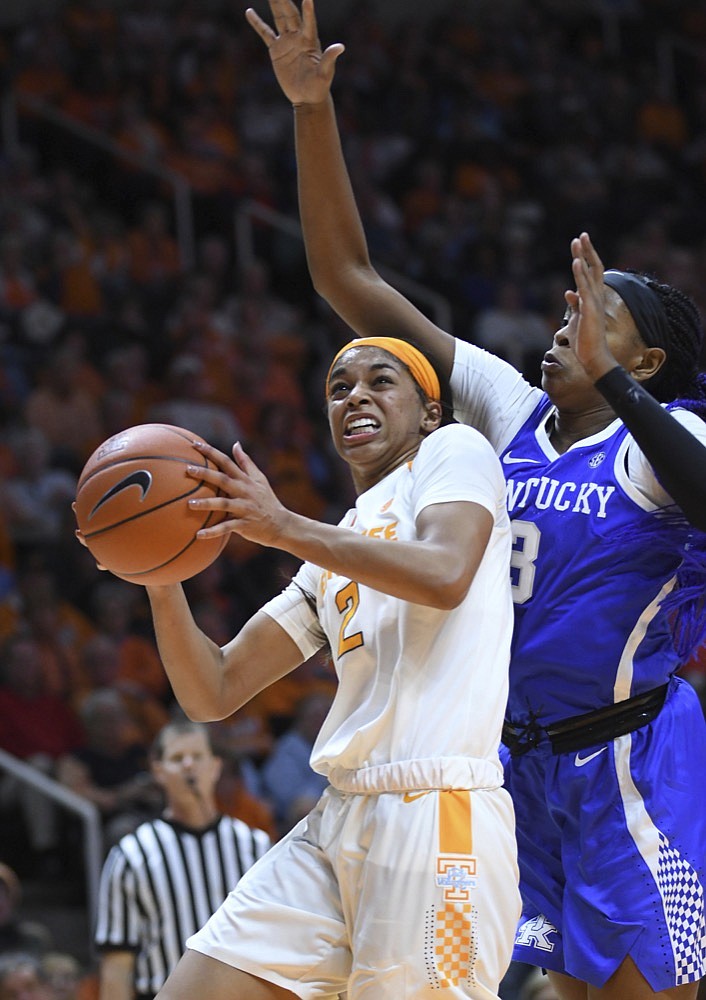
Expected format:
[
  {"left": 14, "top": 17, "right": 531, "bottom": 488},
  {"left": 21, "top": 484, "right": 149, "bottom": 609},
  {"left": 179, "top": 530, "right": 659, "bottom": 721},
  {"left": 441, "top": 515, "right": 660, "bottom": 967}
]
[{"left": 261, "top": 423, "right": 513, "bottom": 793}]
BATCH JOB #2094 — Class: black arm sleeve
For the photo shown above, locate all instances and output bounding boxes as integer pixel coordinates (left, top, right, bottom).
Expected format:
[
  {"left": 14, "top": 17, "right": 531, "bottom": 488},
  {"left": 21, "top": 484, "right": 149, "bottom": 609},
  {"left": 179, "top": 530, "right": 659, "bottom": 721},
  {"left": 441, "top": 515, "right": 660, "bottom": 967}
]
[{"left": 595, "top": 365, "right": 706, "bottom": 531}]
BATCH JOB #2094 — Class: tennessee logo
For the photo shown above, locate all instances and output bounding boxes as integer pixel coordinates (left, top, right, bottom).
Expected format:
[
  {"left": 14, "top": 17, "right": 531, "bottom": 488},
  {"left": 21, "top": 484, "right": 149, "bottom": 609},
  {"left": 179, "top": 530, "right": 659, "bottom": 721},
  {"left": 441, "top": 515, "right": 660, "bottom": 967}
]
[
  {"left": 362, "top": 521, "right": 398, "bottom": 541},
  {"left": 89, "top": 470, "right": 153, "bottom": 520},
  {"left": 436, "top": 856, "right": 477, "bottom": 901}
]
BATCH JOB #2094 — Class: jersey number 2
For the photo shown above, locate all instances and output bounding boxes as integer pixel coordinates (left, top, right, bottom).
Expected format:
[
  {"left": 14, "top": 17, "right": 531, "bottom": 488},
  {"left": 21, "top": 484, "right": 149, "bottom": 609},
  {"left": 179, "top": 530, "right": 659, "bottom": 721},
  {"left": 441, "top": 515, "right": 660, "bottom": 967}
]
[{"left": 335, "top": 581, "right": 364, "bottom": 657}]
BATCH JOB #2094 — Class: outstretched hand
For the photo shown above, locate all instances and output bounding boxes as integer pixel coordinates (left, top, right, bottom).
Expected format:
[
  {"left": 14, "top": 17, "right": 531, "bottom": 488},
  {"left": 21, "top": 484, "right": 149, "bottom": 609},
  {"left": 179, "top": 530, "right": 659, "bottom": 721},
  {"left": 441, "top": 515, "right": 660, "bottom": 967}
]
[
  {"left": 564, "top": 232, "right": 617, "bottom": 380},
  {"left": 187, "top": 440, "right": 293, "bottom": 548},
  {"left": 246, "top": 0, "right": 344, "bottom": 105}
]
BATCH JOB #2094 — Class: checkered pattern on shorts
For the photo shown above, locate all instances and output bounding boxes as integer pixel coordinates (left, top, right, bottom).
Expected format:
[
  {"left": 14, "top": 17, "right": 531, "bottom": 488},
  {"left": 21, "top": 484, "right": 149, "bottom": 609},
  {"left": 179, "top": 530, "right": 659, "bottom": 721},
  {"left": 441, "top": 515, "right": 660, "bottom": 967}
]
[
  {"left": 656, "top": 831, "right": 706, "bottom": 985},
  {"left": 422, "top": 902, "right": 479, "bottom": 990}
]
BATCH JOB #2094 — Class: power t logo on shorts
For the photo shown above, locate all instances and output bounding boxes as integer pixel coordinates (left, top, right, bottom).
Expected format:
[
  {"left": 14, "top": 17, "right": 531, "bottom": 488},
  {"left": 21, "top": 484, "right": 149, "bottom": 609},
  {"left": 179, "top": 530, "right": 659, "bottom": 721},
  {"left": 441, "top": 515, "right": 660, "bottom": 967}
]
[{"left": 425, "top": 790, "right": 479, "bottom": 990}]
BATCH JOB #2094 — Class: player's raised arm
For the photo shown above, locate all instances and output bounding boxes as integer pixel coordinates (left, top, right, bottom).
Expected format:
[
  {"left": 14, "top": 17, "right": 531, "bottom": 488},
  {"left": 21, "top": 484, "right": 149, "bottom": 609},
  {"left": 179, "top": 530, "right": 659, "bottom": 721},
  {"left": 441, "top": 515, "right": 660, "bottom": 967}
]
[{"left": 246, "top": 0, "right": 456, "bottom": 378}]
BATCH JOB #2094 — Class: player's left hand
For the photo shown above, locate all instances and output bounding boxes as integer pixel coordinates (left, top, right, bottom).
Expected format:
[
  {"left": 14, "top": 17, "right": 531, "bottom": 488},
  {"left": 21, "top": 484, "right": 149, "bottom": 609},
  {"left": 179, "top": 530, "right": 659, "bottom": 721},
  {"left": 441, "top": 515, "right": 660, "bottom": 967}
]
[
  {"left": 245, "top": 0, "right": 345, "bottom": 107},
  {"left": 565, "top": 232, "right": 618, "bottom": 380},
  {"left": 73, "top": 506, "right": 108, "bottom": 570}
]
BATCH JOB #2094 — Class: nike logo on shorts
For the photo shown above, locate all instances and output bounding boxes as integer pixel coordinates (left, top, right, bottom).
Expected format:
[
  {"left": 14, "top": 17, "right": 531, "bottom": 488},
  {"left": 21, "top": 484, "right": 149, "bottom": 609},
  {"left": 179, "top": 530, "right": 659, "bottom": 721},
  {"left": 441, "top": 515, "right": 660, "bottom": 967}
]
[
  {"left": 502, "top": 452, "right": 542, "bottom": 465},
  {"left": 402, "top": 791, "right": 431, "bottom": 803},
  {"left": 574, "top": 746, "right": 608, "bottom": 767}
]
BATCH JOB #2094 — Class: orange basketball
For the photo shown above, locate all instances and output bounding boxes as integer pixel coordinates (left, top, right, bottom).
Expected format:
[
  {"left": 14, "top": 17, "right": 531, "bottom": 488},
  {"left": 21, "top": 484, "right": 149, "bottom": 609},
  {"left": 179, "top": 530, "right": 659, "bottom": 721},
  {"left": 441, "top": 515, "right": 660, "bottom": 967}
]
[{"left": 74, "top": 423, "right": 229, "bottom": 586}]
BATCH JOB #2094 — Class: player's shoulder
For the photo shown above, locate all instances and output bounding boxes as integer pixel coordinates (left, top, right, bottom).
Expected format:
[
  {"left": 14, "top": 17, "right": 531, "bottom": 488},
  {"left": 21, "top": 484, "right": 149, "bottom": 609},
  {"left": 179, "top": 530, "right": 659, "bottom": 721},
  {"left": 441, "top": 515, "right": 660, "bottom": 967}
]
[{"left": 420, "top": 422, "right": 500, "bottom": 461}]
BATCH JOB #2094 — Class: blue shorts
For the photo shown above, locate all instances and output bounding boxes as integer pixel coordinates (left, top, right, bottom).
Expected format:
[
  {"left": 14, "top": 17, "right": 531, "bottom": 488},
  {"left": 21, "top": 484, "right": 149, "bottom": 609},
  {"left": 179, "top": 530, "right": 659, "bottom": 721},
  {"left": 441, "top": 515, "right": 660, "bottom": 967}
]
[{"left": 504, "top": 676, "right": 706, "bottom": 990}]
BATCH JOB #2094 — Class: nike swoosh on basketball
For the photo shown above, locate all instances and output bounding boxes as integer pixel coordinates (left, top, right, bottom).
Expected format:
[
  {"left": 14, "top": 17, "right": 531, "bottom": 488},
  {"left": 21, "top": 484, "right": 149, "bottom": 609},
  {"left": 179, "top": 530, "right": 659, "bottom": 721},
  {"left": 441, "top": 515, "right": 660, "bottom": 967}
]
[
  {"left": 403, "top": 791, "right": 430, "bottom": 803},
  {"left": 574, "top": 746, "right": 608, "bottom": 767},
  {"left": 89, "top": 469, "right": 153, "bottom": 519},
  {"left": 502, "top": 452, "right": 542, "bottom": 465}
]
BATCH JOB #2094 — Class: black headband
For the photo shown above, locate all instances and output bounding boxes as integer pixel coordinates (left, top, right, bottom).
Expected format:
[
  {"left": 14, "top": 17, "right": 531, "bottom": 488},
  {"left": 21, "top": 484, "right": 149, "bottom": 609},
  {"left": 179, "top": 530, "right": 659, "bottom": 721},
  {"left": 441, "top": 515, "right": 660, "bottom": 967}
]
[{"left": 603, "top": 270, "right": 670, "bottom": 352}]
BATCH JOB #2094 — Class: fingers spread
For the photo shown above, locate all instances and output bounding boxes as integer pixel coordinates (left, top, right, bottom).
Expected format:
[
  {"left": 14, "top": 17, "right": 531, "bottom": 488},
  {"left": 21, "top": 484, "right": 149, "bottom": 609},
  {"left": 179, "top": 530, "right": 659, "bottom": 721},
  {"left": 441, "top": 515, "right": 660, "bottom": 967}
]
[
  {"left": 192, "top": 439, "right": 240, "bottom": 475},
  {"left": 269, "top": 0, "right": 301, "bottom": 34},
  {"left": 300, "top": 0, "right": 318, "bottom": 43},
  {"left": 231, "top": 441, "right": 259, "bottom": 476},
  {"left": 321, "top": 42, "right": 345, "bottom": 76},
  {"left": 245, "top": 8, "right": 276, "bottom": 45}
]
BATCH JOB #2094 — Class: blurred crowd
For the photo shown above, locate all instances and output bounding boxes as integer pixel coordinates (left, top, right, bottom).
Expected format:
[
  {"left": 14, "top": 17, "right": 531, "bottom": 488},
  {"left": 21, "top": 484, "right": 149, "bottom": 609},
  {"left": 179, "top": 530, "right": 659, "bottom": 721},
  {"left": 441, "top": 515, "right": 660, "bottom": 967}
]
[{"left": 0, "top": 0, "right": 705, "bottom": 995}]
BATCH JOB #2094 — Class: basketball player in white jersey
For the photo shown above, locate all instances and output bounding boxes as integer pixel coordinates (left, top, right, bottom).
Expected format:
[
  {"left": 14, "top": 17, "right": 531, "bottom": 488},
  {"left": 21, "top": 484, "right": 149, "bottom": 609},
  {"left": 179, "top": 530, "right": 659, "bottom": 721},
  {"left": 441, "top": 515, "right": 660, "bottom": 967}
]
[{"left": 144, "top": 336, "right": 520, "bottom": 999}]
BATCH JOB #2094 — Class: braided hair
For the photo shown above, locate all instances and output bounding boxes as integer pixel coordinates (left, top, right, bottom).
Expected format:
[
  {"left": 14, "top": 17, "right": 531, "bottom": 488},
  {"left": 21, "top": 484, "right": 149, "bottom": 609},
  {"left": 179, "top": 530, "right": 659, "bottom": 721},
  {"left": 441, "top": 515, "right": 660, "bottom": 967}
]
[
  {"left": 630, "top": 270, "right": 706, "bottom": 417},
  {"left": 621, "top": 271, "right": 706, "bottom": 660}
]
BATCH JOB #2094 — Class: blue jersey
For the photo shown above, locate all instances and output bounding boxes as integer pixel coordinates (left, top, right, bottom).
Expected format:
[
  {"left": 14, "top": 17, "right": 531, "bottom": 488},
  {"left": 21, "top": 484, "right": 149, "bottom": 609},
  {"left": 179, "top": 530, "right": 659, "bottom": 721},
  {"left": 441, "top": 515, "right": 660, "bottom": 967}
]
[
  {"left": 502, "top": 394, "right": 683, "bottom": 725},
  {"left": 450, "top": 341, "right": 706, "bottom": 990}
]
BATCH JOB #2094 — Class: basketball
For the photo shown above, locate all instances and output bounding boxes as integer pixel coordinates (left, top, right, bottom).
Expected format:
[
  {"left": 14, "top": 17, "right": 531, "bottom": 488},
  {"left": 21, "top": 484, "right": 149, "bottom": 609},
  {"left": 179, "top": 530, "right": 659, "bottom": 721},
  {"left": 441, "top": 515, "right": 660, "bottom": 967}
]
[{"left": 74, "top": 423, "right": 229, "bottom": 586}]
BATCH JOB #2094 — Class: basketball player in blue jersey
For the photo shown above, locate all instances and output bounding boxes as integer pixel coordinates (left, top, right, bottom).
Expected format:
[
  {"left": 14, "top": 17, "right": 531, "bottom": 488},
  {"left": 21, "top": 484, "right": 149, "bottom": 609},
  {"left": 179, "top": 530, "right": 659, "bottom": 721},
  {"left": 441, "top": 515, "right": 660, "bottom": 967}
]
[{"left": 245, "top": 2, "right": 706, "bottom": 998}]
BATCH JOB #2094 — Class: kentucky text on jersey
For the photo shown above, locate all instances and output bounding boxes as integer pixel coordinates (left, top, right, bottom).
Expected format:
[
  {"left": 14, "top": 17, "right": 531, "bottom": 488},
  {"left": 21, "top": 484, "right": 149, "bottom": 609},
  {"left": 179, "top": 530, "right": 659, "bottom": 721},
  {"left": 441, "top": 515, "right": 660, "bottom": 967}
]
[{"left": 506, "top": 476, "right": 616, "bottom": 517}]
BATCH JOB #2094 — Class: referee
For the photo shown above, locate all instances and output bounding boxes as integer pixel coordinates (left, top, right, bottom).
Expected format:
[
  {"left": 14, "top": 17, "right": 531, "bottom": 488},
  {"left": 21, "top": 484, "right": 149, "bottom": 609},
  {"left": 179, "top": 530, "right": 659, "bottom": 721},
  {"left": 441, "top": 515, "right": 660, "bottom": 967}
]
[{"left": 94, "top": 719, "right": 271, "bottom": 1000}]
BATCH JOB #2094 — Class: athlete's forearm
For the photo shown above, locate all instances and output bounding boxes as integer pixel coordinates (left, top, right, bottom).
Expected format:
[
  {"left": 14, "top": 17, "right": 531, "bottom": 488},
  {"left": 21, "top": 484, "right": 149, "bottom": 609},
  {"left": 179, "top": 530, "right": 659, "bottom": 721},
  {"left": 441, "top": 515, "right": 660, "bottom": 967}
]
[
  {"left": 146, "top": 583, "right": 229, "bottom": 718},
  {"left": 146, "top": 585, "right": 304, "bottom": 720},
  {"left": 269, "top": 502, "right": 490, "bottom": 610},
  {"left": 294, "top": 98, "right": 371, "bottom": 295},
  {"left": 293, "top": 97, "right": 456, "bottom": 374},
  {"left": 595, "top": 365, "right": 706, "bottom": 529}
]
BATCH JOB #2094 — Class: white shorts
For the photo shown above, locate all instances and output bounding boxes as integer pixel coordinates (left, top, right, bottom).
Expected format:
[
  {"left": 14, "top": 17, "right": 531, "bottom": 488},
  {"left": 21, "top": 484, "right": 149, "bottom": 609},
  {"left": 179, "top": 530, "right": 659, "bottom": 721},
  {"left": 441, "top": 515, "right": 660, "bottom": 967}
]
[{"left": 187, "top": 783, "right": 520, "bottom": 999}]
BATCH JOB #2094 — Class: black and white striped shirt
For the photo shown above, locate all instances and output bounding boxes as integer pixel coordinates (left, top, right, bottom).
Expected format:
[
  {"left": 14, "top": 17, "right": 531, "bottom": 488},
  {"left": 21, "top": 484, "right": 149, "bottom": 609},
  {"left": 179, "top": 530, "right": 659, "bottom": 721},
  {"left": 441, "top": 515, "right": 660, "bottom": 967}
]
[{"left": 94, "top": 815, "right": 271, "bottom": 996}]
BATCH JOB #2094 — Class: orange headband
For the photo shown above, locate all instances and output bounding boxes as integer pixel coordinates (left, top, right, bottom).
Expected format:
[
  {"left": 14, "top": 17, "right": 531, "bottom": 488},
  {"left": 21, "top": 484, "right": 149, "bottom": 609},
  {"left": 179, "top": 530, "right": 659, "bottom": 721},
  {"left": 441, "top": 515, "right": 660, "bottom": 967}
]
[{"left": 326, "top": 337, "right": 441, "bottom": 401}]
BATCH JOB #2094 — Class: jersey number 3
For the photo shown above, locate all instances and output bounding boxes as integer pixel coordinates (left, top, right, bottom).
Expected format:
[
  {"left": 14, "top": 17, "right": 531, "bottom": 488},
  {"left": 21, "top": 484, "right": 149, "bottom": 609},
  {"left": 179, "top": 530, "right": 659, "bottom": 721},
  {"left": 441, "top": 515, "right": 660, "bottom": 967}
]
[{"left": 511, "top": 519, "right": 540, "bottom": 604}]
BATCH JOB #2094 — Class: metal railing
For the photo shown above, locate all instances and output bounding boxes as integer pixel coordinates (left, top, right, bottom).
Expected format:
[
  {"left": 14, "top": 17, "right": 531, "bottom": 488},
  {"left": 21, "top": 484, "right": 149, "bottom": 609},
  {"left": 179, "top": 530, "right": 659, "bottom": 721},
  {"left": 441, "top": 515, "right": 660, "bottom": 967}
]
[
  {"left": 2, "top": 90, "right": 196, "bottom": 270},
  {"left": 657, "top": 33, "right": 706, "bottom": 102},
  {"left": 0, "top": 748, "right": 103, "bottom": 938}
]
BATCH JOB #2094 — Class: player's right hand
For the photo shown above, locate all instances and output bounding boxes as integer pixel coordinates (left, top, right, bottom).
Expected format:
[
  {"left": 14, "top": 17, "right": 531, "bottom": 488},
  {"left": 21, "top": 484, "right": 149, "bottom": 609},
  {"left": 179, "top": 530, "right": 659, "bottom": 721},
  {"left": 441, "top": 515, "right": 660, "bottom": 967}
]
[{"left": 73, "top": 506, "right": 108, "bottom": 571}]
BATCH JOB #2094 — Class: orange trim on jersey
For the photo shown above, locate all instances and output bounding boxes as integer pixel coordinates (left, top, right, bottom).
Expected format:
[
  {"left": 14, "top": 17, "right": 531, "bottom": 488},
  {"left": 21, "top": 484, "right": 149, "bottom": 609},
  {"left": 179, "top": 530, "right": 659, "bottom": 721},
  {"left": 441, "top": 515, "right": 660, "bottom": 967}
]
[{"left": 438, "top": 789, "right": 473, "bottom": 856}]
